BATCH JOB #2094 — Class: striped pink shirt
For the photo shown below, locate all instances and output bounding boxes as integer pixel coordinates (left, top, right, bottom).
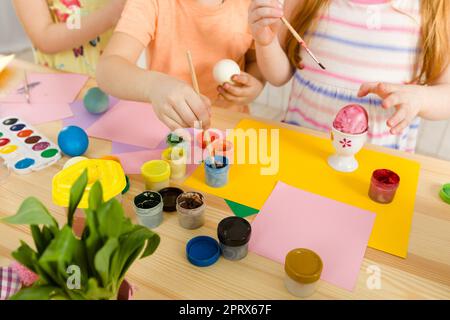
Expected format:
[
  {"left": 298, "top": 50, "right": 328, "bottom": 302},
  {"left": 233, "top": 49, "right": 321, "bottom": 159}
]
[{"left": 286, "top": 0, "right": 421, "bottom": 152}]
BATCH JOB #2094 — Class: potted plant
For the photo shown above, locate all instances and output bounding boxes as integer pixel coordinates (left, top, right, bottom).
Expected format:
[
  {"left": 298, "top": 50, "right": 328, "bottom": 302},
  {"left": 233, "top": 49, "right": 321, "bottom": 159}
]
[{"left": 1, "top": 169, "right": 160, "bottom": 300}]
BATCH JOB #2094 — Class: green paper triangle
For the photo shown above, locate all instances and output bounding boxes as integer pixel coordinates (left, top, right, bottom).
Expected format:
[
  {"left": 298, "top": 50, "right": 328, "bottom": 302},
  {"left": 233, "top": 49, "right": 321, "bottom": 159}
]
[{"left": 225, "top": 199, "right": 259, "bottom": 218}]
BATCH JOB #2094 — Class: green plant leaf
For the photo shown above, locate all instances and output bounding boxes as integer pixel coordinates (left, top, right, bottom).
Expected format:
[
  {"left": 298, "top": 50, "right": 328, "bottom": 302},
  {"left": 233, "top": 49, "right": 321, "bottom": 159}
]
[
  {"left": 11, "top": 241, "right": 39, "bottom": 274},
  {"left": 113, "top": 225, "right": 160, "bottom": 280},
  {"left": 88, "top": 181, "right": 103, "bottom": 211},
  {"left": 68, "top": 169, "right": 88, "bottom": 227},
  {"left": 9, "top": 285, "right": 64, "bottom": 300},
  {"left": 31, "top": 225, "right": 46, "bottom": 255},
  {"left": 85, "top": 278, "right": 115, "bottom": 300},
  {"left": 39, "top": 225, "right": 79, "bottom": 287},
  {"left": 2, "top": 197, "right": 58, "bottom": 228},
  {"left": 97, "top": 199, "right": 124, "bottom": 238},
  {"left": 94, "top": 238, "right": 119, "bottom": 287}
]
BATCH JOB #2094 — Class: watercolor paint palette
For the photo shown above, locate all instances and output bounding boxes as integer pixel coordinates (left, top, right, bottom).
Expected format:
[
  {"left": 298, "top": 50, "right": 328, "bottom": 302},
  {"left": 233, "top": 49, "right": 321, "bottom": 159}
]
[{"left": 0, "top": 117, "right": 61, "bottom": 174}]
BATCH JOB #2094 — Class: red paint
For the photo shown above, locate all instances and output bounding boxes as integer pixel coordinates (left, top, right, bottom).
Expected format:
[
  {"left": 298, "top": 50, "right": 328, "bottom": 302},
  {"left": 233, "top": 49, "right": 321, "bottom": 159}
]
[
  {"left": 196, "top": 131, "right": 221, "bottom": 149},
  {"left": 368, "top": 169, "right": 400, "bottom": 204},
  {"left": 17, "top": 130, "right": 33, "bottom": 138},
  {"left": 0, "top": 138, "right": 10, "bottom": 147}
]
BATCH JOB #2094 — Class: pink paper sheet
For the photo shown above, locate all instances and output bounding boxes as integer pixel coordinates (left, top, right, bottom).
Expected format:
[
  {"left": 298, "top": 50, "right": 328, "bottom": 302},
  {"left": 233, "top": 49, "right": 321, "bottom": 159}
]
[
  {"left": 114, "top": 149, "right": 199, "bottom": 175},
  {"left": 86, "top": 100, "right": 169, "bottom": 149},
  {"left": 249, "top": 181, "right": 376, "bottom": 291},
  {"left": 0, "top": 102, "right": 73, "bottom": 125},
  {"left": 0, "top": 73, "right": 88, "bottom": 103}
]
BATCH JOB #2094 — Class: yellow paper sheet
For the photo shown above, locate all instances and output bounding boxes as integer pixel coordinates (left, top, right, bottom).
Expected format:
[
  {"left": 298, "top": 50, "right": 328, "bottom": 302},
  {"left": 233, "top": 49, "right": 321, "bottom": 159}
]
[
  {"left": 0, "top": 55, "right": 14, "bottom": 73},
  {"left": 184, "top": 119, "right": 420, "bottom": 258}
]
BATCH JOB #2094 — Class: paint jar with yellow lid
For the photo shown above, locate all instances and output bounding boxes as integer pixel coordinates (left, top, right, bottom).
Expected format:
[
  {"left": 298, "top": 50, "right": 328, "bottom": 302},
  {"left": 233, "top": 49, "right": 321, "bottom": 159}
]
[
  {"left": 161, "top": 147, "right": 187, "bottom": 180},
  {"left": 285, "top": 248, "right": 323, "bottom": 298},
  {"left": 141, "top": 160, "right": 171, "bottom": 191}
]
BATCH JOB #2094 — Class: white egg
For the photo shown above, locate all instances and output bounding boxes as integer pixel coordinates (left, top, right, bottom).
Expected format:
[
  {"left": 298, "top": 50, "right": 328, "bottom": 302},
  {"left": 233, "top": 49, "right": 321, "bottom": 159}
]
[
  {"left": 213, "top": 59, "right": 241, "bottom": 85},
  {"left": 63, "top": 156, "right": 88, "bottom": 170}
]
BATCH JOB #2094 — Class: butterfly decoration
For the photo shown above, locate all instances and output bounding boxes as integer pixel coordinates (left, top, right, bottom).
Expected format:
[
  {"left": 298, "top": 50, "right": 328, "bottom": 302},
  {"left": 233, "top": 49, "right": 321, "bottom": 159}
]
[
  {"left": 73, "top": 46, "right": 84, "bottom": 58},
  {"left": 89, "top": 37, "right": 101, "bottom": 47}
]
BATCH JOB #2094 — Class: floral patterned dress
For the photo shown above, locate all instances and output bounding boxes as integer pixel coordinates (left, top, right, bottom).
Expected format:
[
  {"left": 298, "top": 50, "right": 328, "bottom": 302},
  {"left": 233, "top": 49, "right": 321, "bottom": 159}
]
[{"left": 34, "top": 0, "right": 113, "bottom": 76}]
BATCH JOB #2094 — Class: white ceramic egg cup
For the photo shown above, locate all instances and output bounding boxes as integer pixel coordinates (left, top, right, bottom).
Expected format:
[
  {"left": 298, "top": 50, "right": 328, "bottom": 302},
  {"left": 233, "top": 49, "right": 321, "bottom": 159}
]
[{"left": 328, "top": 127, "right": 367, "bottom": 173}]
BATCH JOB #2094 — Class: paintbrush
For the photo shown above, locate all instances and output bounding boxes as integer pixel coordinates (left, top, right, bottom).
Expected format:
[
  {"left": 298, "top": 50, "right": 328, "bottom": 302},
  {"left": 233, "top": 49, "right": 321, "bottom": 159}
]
[
  {"left": 17, "top": 81, "right": 40, "bottom": 94},
  {"left": 23, "top": 71, "right": 31, "bottom": 103},
  {"left": 186, "top": 50, "right": 216, "bottom": 168},
  {"left": 280, "top": 16, "right": 326, "bottom": 70}
]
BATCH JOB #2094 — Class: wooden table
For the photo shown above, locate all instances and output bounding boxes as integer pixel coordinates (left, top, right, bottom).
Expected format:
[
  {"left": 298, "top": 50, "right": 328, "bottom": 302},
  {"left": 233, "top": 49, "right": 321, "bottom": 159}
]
[{"left": 0, "top": 58, "right": 449, "bottom": 300}]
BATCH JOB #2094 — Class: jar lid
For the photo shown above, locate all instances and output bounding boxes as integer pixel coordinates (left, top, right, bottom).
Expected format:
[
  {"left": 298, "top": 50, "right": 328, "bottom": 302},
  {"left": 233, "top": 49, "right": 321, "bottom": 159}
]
[
  {"left": 159, "top": 187, "right": 184, "bottom": 212},
  {"left": 217, "top": 216, "right": 251, "bottom": 247},
  {"left": 141, "top": 160, "right": 171, "bottom": 183},
  {"left": 285, "top": 248, "right": 323, "bottom": 284},
  {"left": 186, "top": 236, "right": 221, "bottom": 267},
  {"left": 52, "top": 159, "right": 126, "bottom": 209},
  {"left": 440, "top": 183, "right": 450, "bottom": 204}
]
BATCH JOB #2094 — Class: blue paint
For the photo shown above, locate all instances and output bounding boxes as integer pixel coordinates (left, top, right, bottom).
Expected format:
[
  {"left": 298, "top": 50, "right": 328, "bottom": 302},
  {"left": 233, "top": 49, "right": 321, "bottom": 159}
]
[
  {"left": 186, "top": 236, "right": 220, "bottom": 267},
  {"left": 10, "top": 124, "right": 26, "bottom": 132},
  {"left": 205, "top": 156, "right": 230, "bottom": 188},
  {"left": 15, "top": 158, "right": 35, "bottom": 170}
]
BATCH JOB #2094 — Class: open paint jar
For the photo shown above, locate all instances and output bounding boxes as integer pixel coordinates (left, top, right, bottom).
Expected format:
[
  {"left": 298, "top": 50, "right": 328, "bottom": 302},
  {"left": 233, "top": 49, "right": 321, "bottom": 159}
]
[
  {"left": 368, "top": 169, "right": 400, "bottom": 204},
  {"left": 205, "top": 156, "right": 230, "bottom": 188},
  {"left": 161, "top": 147, "right": 187, "bottom": 180},
  {"left": 285, "top": 248, "right": 323, "bottom": 298},
  {"left": 141, "top": 160, "right": 170, "bottom": 191},
  {"left": 217, "top": 217, "right": 252, "bottom": 261},
  {"left": 159, "top": 187, "right": 184, "bottom": 212},
  {"left": 176, "top": 192, "right": 206, "bottom": 229},
  {"left": 211, "top": 139, "right": 234, "bottom": 163},
  {"left": 166, "top": 132, "right": 184, "bottom": 147},
  {"left": 134, "top": 191, "right": 164, "bottom": 229}
]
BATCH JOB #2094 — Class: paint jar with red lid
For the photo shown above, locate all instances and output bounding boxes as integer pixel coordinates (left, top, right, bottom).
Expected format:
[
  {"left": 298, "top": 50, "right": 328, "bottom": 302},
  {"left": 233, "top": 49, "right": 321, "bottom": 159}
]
[{"left": 368, "top": 169, "right": 400, "bottom": 204}]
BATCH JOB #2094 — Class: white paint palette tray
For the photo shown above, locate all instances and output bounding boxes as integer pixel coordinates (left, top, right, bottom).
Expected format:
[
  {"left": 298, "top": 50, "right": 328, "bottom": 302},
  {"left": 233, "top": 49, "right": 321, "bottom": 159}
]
[{"left": 0, "top": 117, "right": 61, "bottom": 174}]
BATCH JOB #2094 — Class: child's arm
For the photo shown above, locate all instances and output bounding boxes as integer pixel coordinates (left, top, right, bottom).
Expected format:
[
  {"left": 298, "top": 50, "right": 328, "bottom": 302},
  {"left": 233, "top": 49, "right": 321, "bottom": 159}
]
[
  {"left": 96, "top": 32, "right": 211, "bottom": 130},
  {"left": 358, "top": 66, "right": 450, "bottom": 134},
  {"left": 217, "top": 49, "right": 265, "bottom": 106},
  {"left": 249, "top": 0, "right": 298, "bottom": 86},
  {"left": 13, "top": 0, "right": 125, "bottom": 54}
]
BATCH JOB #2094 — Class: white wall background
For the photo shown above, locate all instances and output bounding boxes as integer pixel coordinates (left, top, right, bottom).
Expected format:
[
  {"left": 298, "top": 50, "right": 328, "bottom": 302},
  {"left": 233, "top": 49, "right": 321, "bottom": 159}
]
[{"left": 0, "top": 3, "right": 449, "bottom": 160}]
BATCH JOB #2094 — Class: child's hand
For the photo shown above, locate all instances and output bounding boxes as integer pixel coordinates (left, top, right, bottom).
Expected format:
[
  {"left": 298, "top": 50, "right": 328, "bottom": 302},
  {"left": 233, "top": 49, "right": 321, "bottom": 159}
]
[
  {"left": 358, "top": 82, "right": 424, "bottom": 135},
  {"left": 217, "top": 73, "right": 264, "bottom": 106},
  {"left": 249, "top": 0, "right": 284, "bottom": 46},
  {"left": 150, "top": 74, "right": 211, "bottom": 130}
]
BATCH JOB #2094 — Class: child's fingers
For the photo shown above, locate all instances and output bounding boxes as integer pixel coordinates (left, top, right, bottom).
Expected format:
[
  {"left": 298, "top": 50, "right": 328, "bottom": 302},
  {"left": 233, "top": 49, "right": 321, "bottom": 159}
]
[
  {"left": 231, "top": 73, "right": 250, "bottom": 86},
  {"left": 218, "top": 84, "right": 248, "bottom": 99},
  {"left": 359, "top": 82, "right": 402, "bottom": 99},
  {"left": 218, "top": 90, "right": 246, "bottom": 104},
  {"left": 166, "top": 106, "right": 190, "bottom": 128},
  {"left": 186, "top": 93, "right": 211, "bottom": 129},
  {"left": 387, "top": 107, "right": 407, "bottom": 128},
  {"left": 161, "top": 114, "right": 183, "bottom": 131},
  {"left": 249, "top": 5, "right": 284, "bottom": 24},
  {"left": 171, "top": 100, "right": 197, "bottom": 128},
  {"left": 382, "top": 93, "right": 405, "bottom": 109},
  {"left": 250, "top": 0, "right": 282, "bottom": 12},
  {"left": 390, "top": 119, "right": 409, "bottom": 135}
]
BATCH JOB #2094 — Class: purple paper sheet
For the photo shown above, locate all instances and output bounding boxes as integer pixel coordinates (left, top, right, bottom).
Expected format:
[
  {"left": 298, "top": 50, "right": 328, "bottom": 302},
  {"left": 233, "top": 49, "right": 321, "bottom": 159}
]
[{"left": 62, "top": 96, "right": 119, "bottom": 129}]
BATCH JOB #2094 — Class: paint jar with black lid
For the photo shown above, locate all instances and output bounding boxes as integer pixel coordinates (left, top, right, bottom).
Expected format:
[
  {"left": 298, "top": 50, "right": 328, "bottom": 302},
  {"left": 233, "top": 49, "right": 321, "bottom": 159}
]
[
  {"left": 217, "top": 216, "right": 252, "bottom": 261},
  {"left": 134, "top": 191, "right": 164, "bottom": 229}
]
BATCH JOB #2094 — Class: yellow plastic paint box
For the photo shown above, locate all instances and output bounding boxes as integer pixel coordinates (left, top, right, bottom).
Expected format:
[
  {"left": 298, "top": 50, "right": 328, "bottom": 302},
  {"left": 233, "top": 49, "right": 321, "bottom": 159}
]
[{"left": 52, "top": 159, "right": 126, "bottom": 209}]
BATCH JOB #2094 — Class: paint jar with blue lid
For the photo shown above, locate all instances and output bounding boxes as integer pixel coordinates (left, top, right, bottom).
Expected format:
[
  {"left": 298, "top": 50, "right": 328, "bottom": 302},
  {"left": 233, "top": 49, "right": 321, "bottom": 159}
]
[
  {"left": 186, "top": 236, "right": 221, "bottom": 267},
  {"left": 176, "top": 192, "right": 206, "bottom": 230},
  {"left": 217, "top": 217, "right": 252, "bottom": 261},
  {"left": 205, "top": 156, "right": 230, "bottom": 188},
  {"left": 134, "top": 191, "right": 164, "bottom": 229}
]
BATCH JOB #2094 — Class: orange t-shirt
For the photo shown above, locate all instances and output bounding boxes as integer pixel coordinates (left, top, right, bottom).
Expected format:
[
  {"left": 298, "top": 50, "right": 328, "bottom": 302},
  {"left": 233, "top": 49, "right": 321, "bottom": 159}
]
[{"left": 115, "top": 0, "right": 253, "bottom": 104}]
